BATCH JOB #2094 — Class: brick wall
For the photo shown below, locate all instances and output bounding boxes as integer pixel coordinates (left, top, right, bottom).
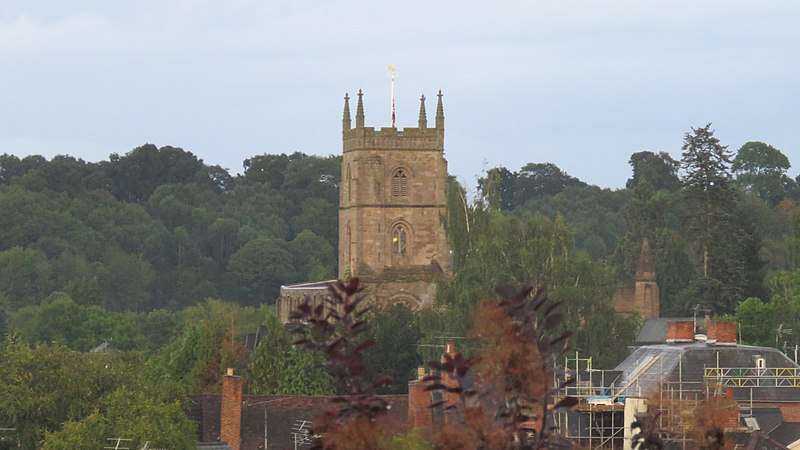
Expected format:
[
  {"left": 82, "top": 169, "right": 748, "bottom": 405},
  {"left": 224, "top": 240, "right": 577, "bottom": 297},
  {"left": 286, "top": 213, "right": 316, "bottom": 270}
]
[{"left": 780, "top": 403, "right": 800, "bottom": 422}]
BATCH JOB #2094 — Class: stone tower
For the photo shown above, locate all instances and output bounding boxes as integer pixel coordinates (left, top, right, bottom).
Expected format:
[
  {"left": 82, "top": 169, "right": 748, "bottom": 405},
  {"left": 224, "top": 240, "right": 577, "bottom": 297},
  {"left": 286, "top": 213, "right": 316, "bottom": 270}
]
[
  {"left": 338, "top": 90, "right": 450, "bottom": 307},
  {"left": 612, "top": 239, "right": 660, "bottom": 319}
]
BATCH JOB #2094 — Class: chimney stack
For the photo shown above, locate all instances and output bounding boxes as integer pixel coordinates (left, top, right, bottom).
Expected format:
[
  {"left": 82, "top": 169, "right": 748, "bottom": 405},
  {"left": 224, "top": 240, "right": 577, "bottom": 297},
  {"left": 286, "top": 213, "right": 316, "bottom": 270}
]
[
  {"left": 221, "top": 368, "right": 242, "bottom": 450},
  {"left": 666, "top": 321, "right": 694, "bottom": 343},
  {"left": 407, "top": 367, "right": 433, "bottom": 430},
  {"left": 707, "top": 321, "right": 737, "bottom": 346}
]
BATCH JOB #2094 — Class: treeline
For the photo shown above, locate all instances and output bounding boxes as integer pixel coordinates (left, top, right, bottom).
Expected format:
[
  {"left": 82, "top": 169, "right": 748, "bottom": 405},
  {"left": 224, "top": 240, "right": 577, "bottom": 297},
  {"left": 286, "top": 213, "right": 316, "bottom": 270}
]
[
  {"left": 0, "top": 145, "right": 340, "bottom": 318},
  {"left": 475, "top": 132, "right": 800, "bottom": 349}
]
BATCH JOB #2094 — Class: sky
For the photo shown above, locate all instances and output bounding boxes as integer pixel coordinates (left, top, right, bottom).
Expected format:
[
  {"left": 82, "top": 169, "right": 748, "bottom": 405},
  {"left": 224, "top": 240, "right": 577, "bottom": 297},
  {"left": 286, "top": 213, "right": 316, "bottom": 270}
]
[{"left": 1, "top": 0, "right": 798, "bottom": 193}]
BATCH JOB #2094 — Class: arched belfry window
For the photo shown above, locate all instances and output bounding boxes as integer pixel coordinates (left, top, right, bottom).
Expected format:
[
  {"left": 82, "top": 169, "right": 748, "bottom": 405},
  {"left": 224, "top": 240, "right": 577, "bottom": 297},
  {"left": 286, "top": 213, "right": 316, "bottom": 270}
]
[
  {"left": 391, "top": 223, "right": 408, "bottom": 256},
  {"left": 392, "top": 168, "right": 408, "bottom": 197}
]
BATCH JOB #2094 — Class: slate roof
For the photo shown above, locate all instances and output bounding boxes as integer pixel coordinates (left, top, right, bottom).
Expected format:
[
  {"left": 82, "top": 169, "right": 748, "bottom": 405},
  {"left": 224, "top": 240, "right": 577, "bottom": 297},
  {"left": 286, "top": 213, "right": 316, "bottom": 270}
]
[
  {"left": 634, "top": 318, "right": 694, "bottom": 346},
  {"left": 614, "top": 342, "right": 800, "bottom": 401},
  {"left": 280, "top": 280, "right": 336, "bottom": 290},
  {"left": 727, "top": 430, "right": 790, "bottom": 450},
  {"left": 769, "top": 423, "right": 800, "bottom": 447},
  {"left": 750, "top": 407, "right": 786, "bottom": 434}
]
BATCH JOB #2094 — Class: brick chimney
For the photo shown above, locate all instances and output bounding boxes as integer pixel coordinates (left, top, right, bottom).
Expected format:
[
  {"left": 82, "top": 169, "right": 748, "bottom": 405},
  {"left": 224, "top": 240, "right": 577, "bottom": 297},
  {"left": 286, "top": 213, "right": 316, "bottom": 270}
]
[
  {"left": 708, "top": 321, "right": 737, "bottom": 346},
  {"left": 408, "top": 367, "right": 433, "bottom": 429},
  {"left": 221, "top": 368, "right": 242, "bottom": 450},
  {"left": 666, "top": 321, "right": 694, "bottom": 343}
]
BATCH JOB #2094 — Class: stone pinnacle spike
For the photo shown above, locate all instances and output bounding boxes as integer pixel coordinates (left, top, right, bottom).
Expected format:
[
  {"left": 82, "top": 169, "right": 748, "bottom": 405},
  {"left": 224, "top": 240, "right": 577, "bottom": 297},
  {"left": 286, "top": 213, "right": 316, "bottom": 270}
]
[
  {"left": 355, "top": 89, "right": 365, "bottom": 128},
  {"left": 418, "top": 94, "right": 427, "bottom": 129},
  {"left": 342, "top": 93, "right": 351, "bottom": 131},
  {"left": 435, "top": 90, "right": 444, "bottom": 129}
]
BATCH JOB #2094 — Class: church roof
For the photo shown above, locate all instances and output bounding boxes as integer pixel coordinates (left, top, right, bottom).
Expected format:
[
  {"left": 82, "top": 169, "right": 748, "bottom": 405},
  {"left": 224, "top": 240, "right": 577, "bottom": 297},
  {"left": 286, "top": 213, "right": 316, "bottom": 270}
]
[{"left": 280, "top": 280, "right": 337, "bottom": 290}]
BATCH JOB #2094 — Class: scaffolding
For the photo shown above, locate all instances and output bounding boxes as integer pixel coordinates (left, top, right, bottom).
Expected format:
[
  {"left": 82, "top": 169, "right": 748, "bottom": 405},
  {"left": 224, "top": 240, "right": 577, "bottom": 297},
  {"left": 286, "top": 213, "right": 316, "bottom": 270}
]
[
  {"left": 550, "top": 351, "right": 791, "bottom": 450},
  {"left": 552, "top": 352, "right": 626, "bottom": 450}
]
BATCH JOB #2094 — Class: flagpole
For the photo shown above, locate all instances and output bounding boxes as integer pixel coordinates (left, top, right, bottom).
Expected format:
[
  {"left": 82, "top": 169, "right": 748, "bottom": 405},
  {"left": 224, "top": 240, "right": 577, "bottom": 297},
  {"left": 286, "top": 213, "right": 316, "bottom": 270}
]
[{"left": 388, "top": 65, "right": 396, "bottom": 128}]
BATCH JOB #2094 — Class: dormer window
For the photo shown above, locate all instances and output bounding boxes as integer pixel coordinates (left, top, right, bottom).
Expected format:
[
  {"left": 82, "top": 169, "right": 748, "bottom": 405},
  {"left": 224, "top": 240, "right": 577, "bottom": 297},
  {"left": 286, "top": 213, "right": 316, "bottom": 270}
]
[{"left": 392, "top": 168, "right": 408, "bottom": 197}]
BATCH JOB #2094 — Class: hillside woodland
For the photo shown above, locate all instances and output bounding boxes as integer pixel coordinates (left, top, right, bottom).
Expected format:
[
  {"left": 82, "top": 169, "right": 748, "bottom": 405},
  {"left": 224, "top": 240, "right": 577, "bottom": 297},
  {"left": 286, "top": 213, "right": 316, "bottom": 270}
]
[{"left": 1, "top": 126, "right": 800, "bottom": 448}]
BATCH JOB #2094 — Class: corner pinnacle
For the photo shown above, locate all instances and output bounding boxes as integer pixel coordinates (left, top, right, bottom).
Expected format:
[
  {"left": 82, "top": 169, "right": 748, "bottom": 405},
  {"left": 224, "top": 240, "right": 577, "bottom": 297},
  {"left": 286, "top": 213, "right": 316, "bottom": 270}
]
[
  {"left": 435, "top": 90, "right": 444, "bottom": 129},
  {"left": 355, "top": 89, "right": 365, "bottom": 128},
  {"left": 342, "top": 93, "right": 351, "bottom": 131},
  {"left": 418, "top": 94, "right": 427, "bottom": 129}
]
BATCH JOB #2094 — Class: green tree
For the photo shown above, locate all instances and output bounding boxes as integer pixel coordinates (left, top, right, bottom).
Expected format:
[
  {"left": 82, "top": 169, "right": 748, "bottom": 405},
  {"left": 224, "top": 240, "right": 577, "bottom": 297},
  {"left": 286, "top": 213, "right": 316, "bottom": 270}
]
[
  {"left": 227, "top": 237, "right": 295, "bottom": 304},
  {"left": 626, "top": 151, "right": 681, "bottom": 191},
  {"left": 438, "top": 187, "right": 635, "bottom": 366},
  {"left": 40, "top": 388, "right": 196, "bottom": 450},
  {"left": 680, "top": 124, "right": 764, "bottom": 313},
  {"left": 247, "top": 309, "right": 334, "bottom": 395},
  {"left": 733, "top": 141, "right": 794, "bottom": 206},
  {"left": 0, "top": 246, "right": 54, "bottom": 310},
  {"left": 9, "top": 293, "right": 147, "bottom": 351},
  {"left": 363, "top": 304, "right": 423, "bottom": 394},
  {"left": 477, "top": 166, "right": 515, "bottom": 211},
  {"left": 680, "top": 123, "right": 734, "bottom": 279},
  {"left": 289, "top": 230, "right": 335, "bottom": 281},
  {"left": 734, "top": 297, "right": 776, "bottom": 347},
  {"left": 0, "top": 341, "right": 139, "bottom": 449},
  {"left": 95, "top": 249, "right": 154, "bottom": 311}
]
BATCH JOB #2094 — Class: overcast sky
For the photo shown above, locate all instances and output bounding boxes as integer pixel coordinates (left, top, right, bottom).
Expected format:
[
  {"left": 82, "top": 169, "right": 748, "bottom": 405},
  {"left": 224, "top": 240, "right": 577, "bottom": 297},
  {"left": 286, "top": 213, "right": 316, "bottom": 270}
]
[{"left": 1, "top": 1, "right": 798, "bottom": 192}]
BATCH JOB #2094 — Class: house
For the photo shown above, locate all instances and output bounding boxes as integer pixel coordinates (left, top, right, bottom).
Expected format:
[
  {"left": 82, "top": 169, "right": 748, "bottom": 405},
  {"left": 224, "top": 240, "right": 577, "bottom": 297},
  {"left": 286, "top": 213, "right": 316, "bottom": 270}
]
[{"left": 552, "top": 320, "right": 800, "bottom": 449}]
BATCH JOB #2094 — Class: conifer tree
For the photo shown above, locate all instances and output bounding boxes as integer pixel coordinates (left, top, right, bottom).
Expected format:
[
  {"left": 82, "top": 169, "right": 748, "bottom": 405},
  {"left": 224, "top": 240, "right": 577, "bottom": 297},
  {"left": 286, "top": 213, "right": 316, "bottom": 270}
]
[
  {"left": 680, "top": 123, "right": 734, "bottom": 278},
  {"left": 680, "top": 124, "right": 764, "bottom": 313}
]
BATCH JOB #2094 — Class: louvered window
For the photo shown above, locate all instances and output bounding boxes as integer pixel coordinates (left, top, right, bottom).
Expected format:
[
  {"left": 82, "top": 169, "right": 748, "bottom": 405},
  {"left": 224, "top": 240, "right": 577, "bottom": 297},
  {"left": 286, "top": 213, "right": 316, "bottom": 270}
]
[{"left": 392, "top": 169, "right": 408, "bottom": 197}]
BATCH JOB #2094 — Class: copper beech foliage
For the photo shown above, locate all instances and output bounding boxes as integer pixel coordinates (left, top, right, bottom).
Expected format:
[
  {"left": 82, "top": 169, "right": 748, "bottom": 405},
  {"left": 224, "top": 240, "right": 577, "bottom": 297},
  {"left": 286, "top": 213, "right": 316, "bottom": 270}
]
[
  {"left": 424, "top": 284, "right": 577, "bottom": 450},
  {"left": 291, "top": 280, "right": 578, "bottom": 450},
  {"left": 290, "top": 278, "right": 392, "bottom": 450}
]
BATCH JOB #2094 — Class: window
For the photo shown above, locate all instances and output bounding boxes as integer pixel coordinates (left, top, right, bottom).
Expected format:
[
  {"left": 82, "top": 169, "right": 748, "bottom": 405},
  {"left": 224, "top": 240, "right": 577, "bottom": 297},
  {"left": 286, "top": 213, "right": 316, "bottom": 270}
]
[
  {"left": 391, "top": 224, "right": 408, "bottom": 256},
  {"left": 392, "top": 168, "right": 408, "bottom": 197}
]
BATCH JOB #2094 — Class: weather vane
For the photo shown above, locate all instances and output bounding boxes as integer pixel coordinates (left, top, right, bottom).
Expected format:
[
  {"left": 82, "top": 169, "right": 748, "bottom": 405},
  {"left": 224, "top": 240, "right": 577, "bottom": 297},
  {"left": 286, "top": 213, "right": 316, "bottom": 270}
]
[{"left": 388, "top": 65, "right": 396, "bottom": 128}]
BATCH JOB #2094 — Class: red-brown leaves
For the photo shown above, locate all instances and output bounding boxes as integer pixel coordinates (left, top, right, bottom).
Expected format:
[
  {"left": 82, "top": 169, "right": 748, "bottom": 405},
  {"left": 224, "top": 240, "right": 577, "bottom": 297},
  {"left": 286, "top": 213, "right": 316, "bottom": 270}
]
[
  {"left": 290, "top": 278, "right": 393, "bottom": 450},
  {"left": 426, "top": 284, "right": 578, "bottom": 450}
]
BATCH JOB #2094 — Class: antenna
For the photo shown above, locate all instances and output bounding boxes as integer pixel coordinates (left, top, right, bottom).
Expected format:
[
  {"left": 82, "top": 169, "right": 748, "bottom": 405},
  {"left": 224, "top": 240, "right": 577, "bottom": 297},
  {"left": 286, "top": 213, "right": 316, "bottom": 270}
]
[
  {"left": 388, "top": 65, "right": 396, "bottom": 127},
  {"left": 291, "top": 419, "right": 312, "bottom": 449}
]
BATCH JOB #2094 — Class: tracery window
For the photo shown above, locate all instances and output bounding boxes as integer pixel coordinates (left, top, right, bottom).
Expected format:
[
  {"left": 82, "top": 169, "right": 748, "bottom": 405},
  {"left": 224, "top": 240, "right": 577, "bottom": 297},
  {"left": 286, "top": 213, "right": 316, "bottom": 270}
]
[
  {"left": 391, "top": 168, "right": 408, "bottom": 197},
  {"left": 391, "top": 223, "right": 408, "bottom": 256}
]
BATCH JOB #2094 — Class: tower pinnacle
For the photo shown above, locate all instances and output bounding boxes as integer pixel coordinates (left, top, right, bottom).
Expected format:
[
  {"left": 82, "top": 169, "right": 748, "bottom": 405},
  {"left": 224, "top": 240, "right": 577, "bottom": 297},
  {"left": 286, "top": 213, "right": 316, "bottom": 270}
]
[
  {"left": 342, "top": 93, "right": 351, "bottom": 131},
  {"left": 355, "top": 89, "right": 365, "bottom": 128},
  {"left": 418, "top": 94, "right": 427, "bottom": 129},
  {"left": 435, "top": 90, "right": 444, "bottom": 129}
]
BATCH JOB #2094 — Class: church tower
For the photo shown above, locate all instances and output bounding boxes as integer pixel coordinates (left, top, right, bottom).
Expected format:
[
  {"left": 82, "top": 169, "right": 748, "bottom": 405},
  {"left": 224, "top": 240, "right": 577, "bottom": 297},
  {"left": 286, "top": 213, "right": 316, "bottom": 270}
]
[{"left": 339, "top": 90, "right": 450, "bottom": 307}]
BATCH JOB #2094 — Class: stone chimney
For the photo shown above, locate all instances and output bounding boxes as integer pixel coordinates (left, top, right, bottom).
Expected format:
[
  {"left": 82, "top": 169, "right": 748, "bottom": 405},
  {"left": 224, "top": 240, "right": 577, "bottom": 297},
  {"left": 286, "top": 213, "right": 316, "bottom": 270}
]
[{"left": 221, "top": 368, "right": 242, "bottom": 450}]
